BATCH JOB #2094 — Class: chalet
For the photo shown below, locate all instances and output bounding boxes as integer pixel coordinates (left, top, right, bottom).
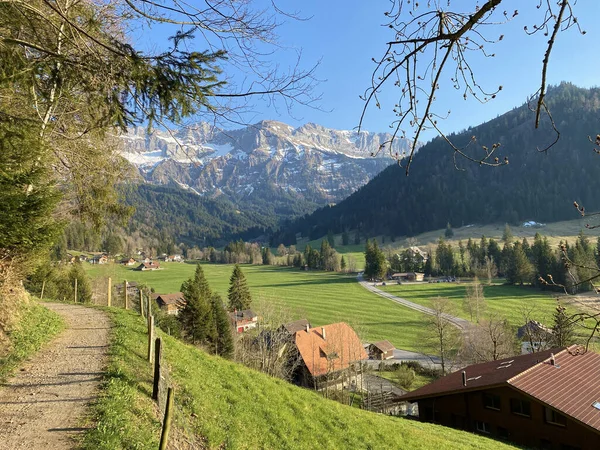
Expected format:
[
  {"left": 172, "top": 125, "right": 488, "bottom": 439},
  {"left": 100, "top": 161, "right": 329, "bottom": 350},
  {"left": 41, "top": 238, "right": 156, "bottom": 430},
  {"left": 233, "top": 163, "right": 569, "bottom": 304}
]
[
  {"left": 153, "top": 292, "right": 186, "bottom": 315},
  {"left": 229, "top": 309, "right": 258, "bottom": 333},
  {"left": 294, "top": 322, "right": 368, "bottom": 390},
  {"left": 517, "top": 320, "right": 553, "bottom": 354},
  {"left": 89, "top": 254, "right": 108, "bottom": 265},
  {"left": 408, "top": 246, "right": 428, "bottom": 262},
  {"left": 281, "top": 319, "right": 311, "bottom": 335},
  {"left": 136, "top": 261, "right": 160, "bottom": 271},
  {"left": 368, "top": 340, "right": 396, "bottom": 360},
  {"left": 399, "top": 346, "right": 600, "bottom": 450},
  {"left": 391, "top": 272, "right": 425, "bottom": 282},
  {"left": 119, "top": 257, "right": 137, "bottom": 266}
]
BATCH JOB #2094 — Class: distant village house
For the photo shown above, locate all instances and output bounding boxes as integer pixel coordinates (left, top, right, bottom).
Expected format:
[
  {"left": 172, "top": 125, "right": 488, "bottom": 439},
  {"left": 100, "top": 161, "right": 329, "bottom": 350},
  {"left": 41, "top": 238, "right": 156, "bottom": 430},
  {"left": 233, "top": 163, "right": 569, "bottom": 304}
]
[
  {"left": 153, "top": 292, "right": 186, "bottom": 315},
  {"left": 391, "top": 272, "right": 425, "bottom": 282},
  {"left": 517, "top": 320, "right": 553, "bottom": 354},
  {"left": 89, "top": 254, "right": 108, "bottom": 265},
  {"left": 230, "top": 309, "right": 258, "bottom": 333},
  {"left": 120, "top": 257, "right": 137, "bottom": 266},
  {"left": 136, "top": 261, "right": 160, "bottom": 271}
]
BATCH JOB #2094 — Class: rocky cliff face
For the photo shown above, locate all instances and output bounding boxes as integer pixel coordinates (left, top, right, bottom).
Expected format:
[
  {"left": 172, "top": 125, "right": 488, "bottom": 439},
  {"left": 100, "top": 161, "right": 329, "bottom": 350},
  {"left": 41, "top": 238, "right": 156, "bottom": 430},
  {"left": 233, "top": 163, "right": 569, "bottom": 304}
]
[{"left": 120, "top": 120, "right": 411, "bottom": 205}]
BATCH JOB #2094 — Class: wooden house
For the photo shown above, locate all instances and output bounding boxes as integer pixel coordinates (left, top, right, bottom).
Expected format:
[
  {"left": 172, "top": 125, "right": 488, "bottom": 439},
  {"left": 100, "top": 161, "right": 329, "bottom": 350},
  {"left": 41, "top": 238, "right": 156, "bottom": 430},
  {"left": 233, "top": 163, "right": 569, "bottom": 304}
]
[
  {"left": 229, "top": 309, "right": 258, "bottom": 333},
  {"left": 89, "top": 254, "right": 108, "bottom": 265},
  {"left": 119, "top": 257, "right": 137, "bottom": 266},
  {"left": 391, "top": 272, "right": 425, "bottom": 282},
  {"left": 368, "top": 340, "right": 396, "bottom": 360},
  {"left": 136, "top": 261, "right": 160, "bottom": 271},
  {"left": 399, "top": 346, "right": 600, "bottom": 450},
  {"left": 153, "top": 292, "right": 186, "bottom": 315}
]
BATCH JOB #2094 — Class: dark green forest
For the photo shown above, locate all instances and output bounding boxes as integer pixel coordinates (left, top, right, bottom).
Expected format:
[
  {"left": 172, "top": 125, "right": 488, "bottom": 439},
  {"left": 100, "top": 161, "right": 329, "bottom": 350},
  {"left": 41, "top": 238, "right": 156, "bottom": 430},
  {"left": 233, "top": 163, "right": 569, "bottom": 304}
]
[{"left": 273, "top": 83, "right": 600, "bottom": 243}]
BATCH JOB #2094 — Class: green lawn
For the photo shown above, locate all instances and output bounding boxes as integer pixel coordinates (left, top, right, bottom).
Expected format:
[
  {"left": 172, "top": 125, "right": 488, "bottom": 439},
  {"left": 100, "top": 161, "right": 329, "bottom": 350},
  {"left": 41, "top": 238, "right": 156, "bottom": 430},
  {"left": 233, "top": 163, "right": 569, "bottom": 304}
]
[
  {"left": 379, "top": 282, "right": 562, "bottom": 327},
  {"left": 86, "top": 262, "right": 430, "bottom": 351},
  {"left": 84, "top": 307, "right": 520, "bottom": 450}
]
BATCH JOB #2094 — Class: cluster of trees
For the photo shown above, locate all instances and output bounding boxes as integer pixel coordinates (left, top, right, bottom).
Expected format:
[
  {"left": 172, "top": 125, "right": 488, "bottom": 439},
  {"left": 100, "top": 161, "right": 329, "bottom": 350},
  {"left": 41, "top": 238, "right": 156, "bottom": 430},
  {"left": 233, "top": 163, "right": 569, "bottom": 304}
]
[
  {"left": 426, "top": 231, "right": 599, "bottom": 292},
  {"left": 26, "top": 262, "right": 92, "bottom": 304}
]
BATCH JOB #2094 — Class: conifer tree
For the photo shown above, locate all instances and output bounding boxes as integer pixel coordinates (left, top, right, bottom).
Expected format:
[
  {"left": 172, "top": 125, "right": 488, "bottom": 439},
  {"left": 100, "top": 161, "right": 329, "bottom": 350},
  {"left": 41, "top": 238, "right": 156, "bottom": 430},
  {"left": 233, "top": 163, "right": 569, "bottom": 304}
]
[
  {"left": 502, "top": 224, "right": 514, "bottom": 243},
  {"left": 506, "top": 243, "right": 533, "bottom": 285},
  {"left": 551, "top": 304, "right": 575, "bottom": 347},
  {"left": 179, "top": 264, "right": 215, "bottom": 345},
  {"left": 445, "top": 222, "right": 454, "bottom": 239},
  {"left": 340, "top": 255, "right": 347, "bottom": 272},
  {"left": 228, "top": 264, "right": 252, "bottom": 311},
  {"left": 211, "top": 293, "right": 234, "bottom": 359},
  {"left": 327, "top": 230, "right": 335, "bottom": 248}
]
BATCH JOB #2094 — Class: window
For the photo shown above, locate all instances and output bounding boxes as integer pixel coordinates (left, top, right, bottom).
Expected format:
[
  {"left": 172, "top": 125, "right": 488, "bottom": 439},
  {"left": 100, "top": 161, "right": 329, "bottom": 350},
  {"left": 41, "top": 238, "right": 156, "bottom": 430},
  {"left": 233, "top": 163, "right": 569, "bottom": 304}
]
[
  {"left": 510, "top": 398, "right": 531, "bottom": 417},
  {"left": 475, "top": 421, "right": 491, "bottom": 434},
  {"left": 483, "top": 392, "right": 501, "bottom": 410},
  {"left": 545, "top": 407, "right": 567, "bottom": 427}
]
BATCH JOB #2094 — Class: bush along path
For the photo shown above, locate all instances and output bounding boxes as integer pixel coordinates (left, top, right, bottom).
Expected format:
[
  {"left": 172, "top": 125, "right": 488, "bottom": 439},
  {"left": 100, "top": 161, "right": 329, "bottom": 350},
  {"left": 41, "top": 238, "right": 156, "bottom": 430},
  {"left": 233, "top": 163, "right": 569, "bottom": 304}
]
[{"left": 0, "top": 303, "right": 110, "bottom": 450}]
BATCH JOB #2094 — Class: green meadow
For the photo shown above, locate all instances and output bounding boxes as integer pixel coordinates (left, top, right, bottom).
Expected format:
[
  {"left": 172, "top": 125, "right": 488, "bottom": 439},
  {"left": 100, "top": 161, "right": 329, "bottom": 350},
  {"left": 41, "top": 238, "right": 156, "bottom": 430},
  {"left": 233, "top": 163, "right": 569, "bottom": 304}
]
[
  {"left": 380, "top": 282, "right": 563, "bottom": 327},
  {"left": 86, "top": 262, "right": 431, "bottom": 351}
]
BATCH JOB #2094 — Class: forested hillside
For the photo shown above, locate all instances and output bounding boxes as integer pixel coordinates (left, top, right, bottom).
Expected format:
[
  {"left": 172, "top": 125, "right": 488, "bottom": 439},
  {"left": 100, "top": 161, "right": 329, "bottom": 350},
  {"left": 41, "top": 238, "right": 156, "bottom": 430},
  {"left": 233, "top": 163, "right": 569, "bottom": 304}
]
[{"left": 275, "top": 83, "right": 600, "bottom": 242}]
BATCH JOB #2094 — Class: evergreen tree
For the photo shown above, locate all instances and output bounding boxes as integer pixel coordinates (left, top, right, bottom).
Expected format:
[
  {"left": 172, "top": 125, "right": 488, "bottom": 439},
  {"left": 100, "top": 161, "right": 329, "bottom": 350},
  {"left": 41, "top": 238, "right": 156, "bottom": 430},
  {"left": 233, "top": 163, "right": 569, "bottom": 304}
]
[
  {"left": 445, "top": 222, "right": 454, "bottom": 239},
  {"left": 435, "top": 238, "right": 455, "bottom": 275},
  {"left": 179, "top": 264, "right": 215, "bottom": 345},
  {"left": 228, "top": 264, "right": 252, "bottom": 311},
  {"left": 551, "top": 304, "right": 574, "bottom": 347},
  {"left": 68, "top": 262, "right": 92, "bottom": 303},
  {"left": 211, "top": 293, "right": 234, "bottom": 359},
  {"left": 261, "top": 247, "right": 273, "bottom": 265},
  {"left": 502, "top": 224, "right": 514, "bottom": 243},
  {"left": 340, "top": 255, "right": 347, "bottom": 272},
  {"left": 354, "top": 230, "right": 361, "bottom": 245},
  {"left": 424, "top": 254, "right": 434, "bottom": 277},
  {"left": 506, "top": 242, "right": 534, "bottom": 285}
]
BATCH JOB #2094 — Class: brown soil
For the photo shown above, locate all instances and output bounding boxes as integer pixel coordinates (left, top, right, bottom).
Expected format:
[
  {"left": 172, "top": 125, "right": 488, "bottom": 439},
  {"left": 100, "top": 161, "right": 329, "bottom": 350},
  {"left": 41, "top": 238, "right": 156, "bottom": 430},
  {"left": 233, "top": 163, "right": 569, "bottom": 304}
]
[{"left": 0, "top": 303, "right": 110, "bottom": 450}]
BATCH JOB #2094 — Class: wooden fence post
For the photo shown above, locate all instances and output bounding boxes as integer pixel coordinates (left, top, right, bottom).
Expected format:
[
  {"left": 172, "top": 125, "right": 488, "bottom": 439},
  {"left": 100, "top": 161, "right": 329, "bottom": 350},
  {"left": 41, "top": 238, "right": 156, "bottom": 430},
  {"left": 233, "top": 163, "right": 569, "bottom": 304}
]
[
  {"left": 40, "top": 280, "right": 46, "bottom": 301},
  {"left": 74, "top": 278, "right": 78, "bottom": 303},
  {"left": 124, "top": 279, "right": 128, "bottom": 310},
  {"left": 152, "top": 337, "right": 162, "bottom": 401},
  {"left": 158, "top": 387, "right": 174, "bottom": 450},
  {"left": 107, "top": 277, "right": 112, "bottom": 307},
  {"left": 147, "top": 315, "right": 155, "bottom": 363},
  {"left": 140, "top": 290, "right": 145, "bottom": 318}
]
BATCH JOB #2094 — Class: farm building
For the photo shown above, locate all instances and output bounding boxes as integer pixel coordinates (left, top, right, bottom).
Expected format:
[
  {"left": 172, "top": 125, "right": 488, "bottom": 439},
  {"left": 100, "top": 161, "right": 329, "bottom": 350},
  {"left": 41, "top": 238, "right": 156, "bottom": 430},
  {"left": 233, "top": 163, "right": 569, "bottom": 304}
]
[
  {"left": 119, "top": 257, "right": 137, "bottom": 266},
  {"left": 229, "top": 309, "right": 258, "bottom": 333},
  {"left": 368, "top": 340, "right": 396, "bottom": 360},
  {"left": 136, "top": 261, "right": 160, "bottom": 271},
  {"left": 153, "top": 292, "right": 186, "bottom": 315},
  {"left": 293, "top": 322, "right": 368, "bottom": 391},
  {"left": 89, "top": 254, "right": 108, "bottom": 265},
  {"left": 281, "top": 319, "right": 311, "bottom": 335},
  {"left": 399, "top": 346, "right": 600, "bottom": 450},
  {"left": 391, "top": 272, "right": 425, "bottom": 282}
]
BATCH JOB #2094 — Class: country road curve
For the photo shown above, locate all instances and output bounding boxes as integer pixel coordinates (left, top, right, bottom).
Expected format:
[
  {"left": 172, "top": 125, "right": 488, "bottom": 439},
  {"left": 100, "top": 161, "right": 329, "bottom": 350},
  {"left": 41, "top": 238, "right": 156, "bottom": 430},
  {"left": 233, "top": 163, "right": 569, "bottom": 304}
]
[
  {"left": 357, "top": 274, "right": 472, "bottom": 332},
  {"left": 0, "top": 303, "right": 110, "bottom": 450}
]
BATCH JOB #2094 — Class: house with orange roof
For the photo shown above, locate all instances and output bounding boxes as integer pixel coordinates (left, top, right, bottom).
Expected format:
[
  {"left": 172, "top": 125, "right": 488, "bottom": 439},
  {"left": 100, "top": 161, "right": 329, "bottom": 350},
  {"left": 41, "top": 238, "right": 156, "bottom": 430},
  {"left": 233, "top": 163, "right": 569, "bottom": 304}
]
[
  {"left": 293, "top": 322, "right": 368, "bottom": 391},
  {"left": 399, "top": 345, "right": 600, "bottom": 450}
]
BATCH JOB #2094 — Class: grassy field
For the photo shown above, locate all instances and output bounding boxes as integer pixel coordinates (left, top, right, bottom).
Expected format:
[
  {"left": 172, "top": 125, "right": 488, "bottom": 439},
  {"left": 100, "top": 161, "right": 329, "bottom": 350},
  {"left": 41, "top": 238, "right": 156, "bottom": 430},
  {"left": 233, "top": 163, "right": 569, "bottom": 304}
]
[
  {"left": 86, "top": 262, "right": 433, "bottom": 351},
  {"left": 379, "top": 282, "right": 562, "bottom": 327},
  {"left": 83, "top": 307, "right": 520, "bottom": 450},
  {"left": 0, "top": 300, "right": 64, "bottom": 381}
]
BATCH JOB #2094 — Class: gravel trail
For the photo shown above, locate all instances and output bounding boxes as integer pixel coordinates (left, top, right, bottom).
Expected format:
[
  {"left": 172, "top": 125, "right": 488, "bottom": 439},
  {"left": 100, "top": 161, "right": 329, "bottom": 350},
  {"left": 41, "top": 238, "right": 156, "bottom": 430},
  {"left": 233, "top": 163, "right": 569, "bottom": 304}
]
[{"left": 0, "top": 303, "right": 110, "bottom": 450}]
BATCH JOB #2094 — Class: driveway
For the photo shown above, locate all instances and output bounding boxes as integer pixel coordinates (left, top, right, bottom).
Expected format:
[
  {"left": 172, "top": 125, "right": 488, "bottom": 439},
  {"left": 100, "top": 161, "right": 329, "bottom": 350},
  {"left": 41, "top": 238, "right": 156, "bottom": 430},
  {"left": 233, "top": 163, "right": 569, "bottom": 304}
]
[{"left": 357, "top": 273, "right": 472, "bottom": 332}]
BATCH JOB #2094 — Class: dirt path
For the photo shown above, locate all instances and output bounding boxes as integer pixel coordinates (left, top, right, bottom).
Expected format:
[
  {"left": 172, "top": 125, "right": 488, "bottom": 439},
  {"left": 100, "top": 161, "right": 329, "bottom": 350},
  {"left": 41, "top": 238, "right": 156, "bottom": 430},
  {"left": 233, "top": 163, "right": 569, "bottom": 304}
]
[{"left": 0, "top": 303, "right": 110, "bottom": 450}]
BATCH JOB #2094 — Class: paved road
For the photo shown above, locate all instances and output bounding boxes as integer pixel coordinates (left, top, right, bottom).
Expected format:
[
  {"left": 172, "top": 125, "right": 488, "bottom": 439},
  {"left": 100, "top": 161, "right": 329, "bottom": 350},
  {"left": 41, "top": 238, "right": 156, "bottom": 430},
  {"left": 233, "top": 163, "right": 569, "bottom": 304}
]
[{"left": 357, "top": 274, "right": 472, "bottom": 331}]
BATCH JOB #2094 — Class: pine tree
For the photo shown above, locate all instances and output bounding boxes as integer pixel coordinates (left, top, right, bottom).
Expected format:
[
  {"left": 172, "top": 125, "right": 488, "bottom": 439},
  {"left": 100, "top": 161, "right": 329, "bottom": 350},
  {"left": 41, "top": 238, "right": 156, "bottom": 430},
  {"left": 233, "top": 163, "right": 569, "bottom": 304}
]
[
  {"left": 211, "top": 293, "right": 234, "bottom": 359},
  {"left": 340, "top": 255, "right": 347, "bottom": 272},
  {"left": 502, "top": 224, "right": 514, "bottom": 243},
  {"left": 551, "top": 304, "right": 574, "bottom": 347},
  {"left": 445, "top": 222, "right": 454, "bottom": 239},
  {"left": 506, "top": 242, "right": 533, "bottom": 285},
  {"left": 179, "top": 264, "right": 215, "bottom": 345},
  {"left": 228, "top": 264, "right": 252, "bottom": 311},
  {"left": 68, "top": 263, "right": 92, "bottom": 303},
  {"left": 262, "top": 247, "right": 273, "bottom": 265},
  {"left": 327, "top": 230, "right": 335, "bottom": 248}
]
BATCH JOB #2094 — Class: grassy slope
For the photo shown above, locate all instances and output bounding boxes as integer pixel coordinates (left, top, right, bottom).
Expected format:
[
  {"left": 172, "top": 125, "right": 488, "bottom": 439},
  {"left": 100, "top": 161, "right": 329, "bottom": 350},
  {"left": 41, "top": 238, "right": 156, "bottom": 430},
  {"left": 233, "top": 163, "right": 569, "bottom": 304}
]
[
  {"left": 87, "top": 263, "right": 431, "bottom": 351},
  {"left": 0, "top": 300, "right": 64, "bottom": 381},
  {"left": 84, "top": 307, "right": 519, "bottom": 450},
  {"left": 379, "top": 282, "right": 562, "bottom": 327}
]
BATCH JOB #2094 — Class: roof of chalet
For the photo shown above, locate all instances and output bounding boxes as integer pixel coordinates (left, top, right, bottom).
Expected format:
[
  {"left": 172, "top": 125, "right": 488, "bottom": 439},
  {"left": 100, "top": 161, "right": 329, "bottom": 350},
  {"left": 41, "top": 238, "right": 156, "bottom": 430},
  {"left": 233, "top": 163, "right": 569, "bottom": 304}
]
[
  {"left": 282, "top": 319, "right": 311, "bottom": 334},
  {"left": 154, "top": 292, "right": 186, "bottom": 306},
  {"left": 295, "top": 322, "right": 368, "bottom": 377},
  {"left": 230, "top": 309, "right": 257, "bottom": 321},
  {"left": 138, "top": 262, "right": 160, "bottom": 269},
  {"left": 517, "top": 320, "right": 553, "bottom": 339},
  {"left": 400, "top": 345, "right": 600, "bottom": 433},
  {"left": 370, "top": 340, "right": 396, "bottom": 353}
]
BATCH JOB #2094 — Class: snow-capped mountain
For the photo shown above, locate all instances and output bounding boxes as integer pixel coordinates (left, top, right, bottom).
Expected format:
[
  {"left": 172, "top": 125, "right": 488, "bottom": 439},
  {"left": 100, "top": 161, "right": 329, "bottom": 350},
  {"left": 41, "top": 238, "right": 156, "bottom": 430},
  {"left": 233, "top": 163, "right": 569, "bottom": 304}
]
[{"left": 120, "top": 120, "right": 412, "bottom": 205}]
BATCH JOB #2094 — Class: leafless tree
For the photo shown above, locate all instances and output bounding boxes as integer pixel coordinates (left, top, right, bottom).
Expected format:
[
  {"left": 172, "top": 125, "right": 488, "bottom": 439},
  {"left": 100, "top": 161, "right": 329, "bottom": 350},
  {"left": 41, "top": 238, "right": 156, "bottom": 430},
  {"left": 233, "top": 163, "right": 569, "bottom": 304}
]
[
  {"left": 463, "top": 277, "right": 486, "bottom": 323},
  {"left": 462, "top": 313, "right": 516, "bottom": 363},
  {"left": 361, "top": 0, "right": 585, "bottom": 173},
  {"left": 423, "top": 297, "right": 462, "bottom": 374}
]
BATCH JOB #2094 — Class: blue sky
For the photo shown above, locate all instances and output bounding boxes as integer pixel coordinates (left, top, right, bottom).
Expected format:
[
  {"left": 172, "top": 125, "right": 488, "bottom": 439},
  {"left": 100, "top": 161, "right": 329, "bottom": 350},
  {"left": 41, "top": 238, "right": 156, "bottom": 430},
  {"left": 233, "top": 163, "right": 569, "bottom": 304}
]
[{"left": 135, "top": 1, "right": 600, "bottom": 139}]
